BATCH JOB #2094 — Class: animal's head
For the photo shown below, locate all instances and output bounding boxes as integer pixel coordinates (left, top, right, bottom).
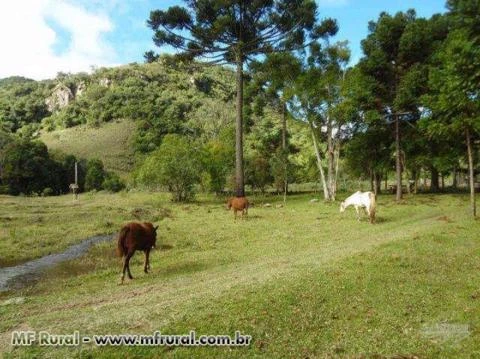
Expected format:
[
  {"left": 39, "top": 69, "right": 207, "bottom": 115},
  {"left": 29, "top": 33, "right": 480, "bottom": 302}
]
[
  {"left": 226, "top": 198, "right": 233, "bottom": 210},
  {"left": 152, "top": 225, "right": 159, "bottom": 248},
  {"left": 339, "top": 202, "right": 346, "bottom": 213}
]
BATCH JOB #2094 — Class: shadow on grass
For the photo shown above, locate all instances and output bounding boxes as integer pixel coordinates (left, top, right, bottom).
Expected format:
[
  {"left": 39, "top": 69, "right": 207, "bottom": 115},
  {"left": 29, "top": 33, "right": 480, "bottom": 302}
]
[
  {"left": 244, "top": 214, "right": 263, "bottom": 220},
  {"left": 372, "top": 216, "right": 390, "bottom": 224},
  {"left": 161, "top": 261, "right": 210, "bottom": 277}
]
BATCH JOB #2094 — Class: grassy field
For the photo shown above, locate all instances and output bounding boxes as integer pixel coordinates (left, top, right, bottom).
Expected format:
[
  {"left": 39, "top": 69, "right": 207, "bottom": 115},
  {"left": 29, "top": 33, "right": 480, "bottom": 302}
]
[
  {"left": 0, "top": 192, "right": 479, "bottom": 358},
  {"left": 40, "top": 120, "right": 136, "bottom": 177}
]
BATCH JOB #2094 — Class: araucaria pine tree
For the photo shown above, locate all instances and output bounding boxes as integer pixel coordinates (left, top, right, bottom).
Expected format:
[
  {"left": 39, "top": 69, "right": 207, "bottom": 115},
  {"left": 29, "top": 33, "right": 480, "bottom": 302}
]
[{"left": 147, "top": 0, "right": 327, "bottom": 196}]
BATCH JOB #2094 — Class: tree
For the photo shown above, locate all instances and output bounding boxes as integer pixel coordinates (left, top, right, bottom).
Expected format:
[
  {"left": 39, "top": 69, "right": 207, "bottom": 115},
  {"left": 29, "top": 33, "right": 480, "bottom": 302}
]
[
  {"left": 422, "top": 29, "right": 479, "bottom": 217},
  {"left": 147, "top": 0, "right": 323, "bottom": 197},
  {"left": 136, "top": 134, "right": 202, "bottom": 201},
  {"left": 85, "top": 159, "right": 106, "bottom": 191},
  {"left": 0, "top": 140, "right": 66, "bottom": 195},
  {"left": 202, "top": 139, "right": 234, "bottom": 195},
  {"left": 289, "top": 35, "right": 350, "bottom": 201},
  {"left": 250, "top": 52, "right": 301, "bottom": 203},
  {"left": 103, "top": 172, "right": 126, "bottom": 192},
  {"left": 356, "top": 10, "right": 449, "bottom": 201}
]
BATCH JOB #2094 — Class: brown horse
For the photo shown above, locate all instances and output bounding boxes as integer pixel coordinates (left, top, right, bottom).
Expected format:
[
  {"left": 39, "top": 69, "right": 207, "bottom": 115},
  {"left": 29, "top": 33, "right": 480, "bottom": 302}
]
[
  {"left": 226, "top": 197, "right": 249, "bottom": 220},
  {"left": 117, "top": 222, "right": 158, "bottom": 284}
]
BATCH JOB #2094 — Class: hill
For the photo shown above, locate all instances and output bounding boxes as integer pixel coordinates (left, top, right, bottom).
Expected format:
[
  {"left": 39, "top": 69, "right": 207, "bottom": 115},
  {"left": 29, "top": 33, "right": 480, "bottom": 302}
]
[
  {"left": 0, "top": 56, "right": 318, "bottom": 187},
  {"left": 40, "top": 119, "right": 136, "bottom": 177}
]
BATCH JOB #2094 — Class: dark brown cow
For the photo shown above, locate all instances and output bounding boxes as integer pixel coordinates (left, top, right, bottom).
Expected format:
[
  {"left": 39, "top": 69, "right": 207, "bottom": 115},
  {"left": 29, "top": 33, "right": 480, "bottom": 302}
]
[
  {"left": 226, "top": 197, "right": 249, "bottom": 220},
  {"left": 117, "top": 222, "right": 158, "bottom": 284}
]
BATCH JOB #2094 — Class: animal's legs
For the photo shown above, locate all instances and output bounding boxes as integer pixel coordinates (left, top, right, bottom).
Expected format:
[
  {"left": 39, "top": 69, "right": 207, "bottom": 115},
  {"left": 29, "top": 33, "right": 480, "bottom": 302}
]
[
  {"left": 121, "top": 252, "right": 134, "bottom": 284},
  {"left": 125, "top": 251, "right": 134, "bottom": 279},
  {"left": 355, "top": 206, "right": 361, "bottom": 221},
  {"left": 234, "top": 209, "right": 237, "bottom": 220},
  {"left": 144, "top": 249, "right": 150, "bottom": 273},
  {"left": 121, "top": 256, "right": 127, "bottom": 284}
]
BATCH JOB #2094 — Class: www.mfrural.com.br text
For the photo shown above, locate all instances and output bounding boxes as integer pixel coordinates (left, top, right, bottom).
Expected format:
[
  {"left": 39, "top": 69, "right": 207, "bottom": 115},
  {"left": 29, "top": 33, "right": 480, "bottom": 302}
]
[{"left": 11, "top": 330, "right": 252, "bottom": 347}]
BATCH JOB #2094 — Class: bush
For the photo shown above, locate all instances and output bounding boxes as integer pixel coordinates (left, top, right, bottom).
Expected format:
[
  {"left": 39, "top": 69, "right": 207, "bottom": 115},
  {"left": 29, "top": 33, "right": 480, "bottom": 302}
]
[
  {"left": 136, "top": 134, "right": 202, "bottom": 201},
  {"left": 245, "top": 154, "right": 272, "bottom": 193},
  {"left": 201, "top": 140, "right": 234, "bottom": 194},
  {"left": 103, "top": 172, "right": 125, "bottom": 192},
  {"left": 42, "top": 187, "right": 54, "bottom": 196},
  {"left": 84, "top": 159, "right": 105, "bottom": 191}
]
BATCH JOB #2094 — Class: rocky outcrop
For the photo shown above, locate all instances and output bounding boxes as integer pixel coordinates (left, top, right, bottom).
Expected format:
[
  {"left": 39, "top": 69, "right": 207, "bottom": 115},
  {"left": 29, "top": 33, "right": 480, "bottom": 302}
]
[
  {"left": 76, "top": 81, "right": 86, "bottom": 97},
  {"left": 45, "top": 81, "right": 87, "bottom": 112},
  {"left": 45, "top": 84, "right": 74, "bottom": 112},
  {"left": 99, "top": 78, "right": 111, "bottom": 87}
]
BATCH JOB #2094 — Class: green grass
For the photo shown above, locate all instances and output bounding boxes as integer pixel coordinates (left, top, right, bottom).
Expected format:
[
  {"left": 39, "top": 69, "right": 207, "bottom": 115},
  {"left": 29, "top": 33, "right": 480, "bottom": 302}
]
[
  {"left": 0, "top": 192, "right": 479, "bottom": 358},
  {"left": 40, "top": 119, "right": 136, "bottom": 177}
]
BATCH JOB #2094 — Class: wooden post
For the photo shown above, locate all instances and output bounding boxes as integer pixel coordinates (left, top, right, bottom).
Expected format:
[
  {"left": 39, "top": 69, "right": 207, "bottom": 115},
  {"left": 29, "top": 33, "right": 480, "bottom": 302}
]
[{"left": 70, "top": 161, "right": 79, "bottom": 201}]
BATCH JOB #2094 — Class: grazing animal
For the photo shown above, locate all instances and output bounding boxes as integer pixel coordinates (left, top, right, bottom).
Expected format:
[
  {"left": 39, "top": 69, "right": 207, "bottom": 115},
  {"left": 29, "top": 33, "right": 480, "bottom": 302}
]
[
  {"left": 340, "top": 191, "right": 376, "bottom": 223},
  {"left": 226, "top": 197, "right": 249, "bottom": 220},
  {"left": 117, "top": 222, "right": 158, "bottom": 284}
]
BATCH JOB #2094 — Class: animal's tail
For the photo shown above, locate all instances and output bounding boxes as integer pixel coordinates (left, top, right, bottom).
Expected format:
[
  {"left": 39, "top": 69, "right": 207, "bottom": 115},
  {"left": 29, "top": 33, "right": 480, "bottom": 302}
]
[
  {"left": 116, "top": 225, "right": 130, "bottom": 257},
  {"left": 369, "top": 192, "right": 376, "bottom": 223}
]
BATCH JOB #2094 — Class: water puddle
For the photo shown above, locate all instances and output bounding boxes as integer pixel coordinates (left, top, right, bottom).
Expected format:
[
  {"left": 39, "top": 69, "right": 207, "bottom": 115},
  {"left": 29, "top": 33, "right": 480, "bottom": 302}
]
[{"left": 0, "top": 234, "right": 113, "bottom": 292}]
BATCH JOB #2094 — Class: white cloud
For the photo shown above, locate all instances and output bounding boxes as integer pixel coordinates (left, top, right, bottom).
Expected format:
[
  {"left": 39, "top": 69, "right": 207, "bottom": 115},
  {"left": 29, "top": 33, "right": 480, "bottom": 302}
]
[{"left": 0, "top": 0, "right": 116, "bottom": 80}]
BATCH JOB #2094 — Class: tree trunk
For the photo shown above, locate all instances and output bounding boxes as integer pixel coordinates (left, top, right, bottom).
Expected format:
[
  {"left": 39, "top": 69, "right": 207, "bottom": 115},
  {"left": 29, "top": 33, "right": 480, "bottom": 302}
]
[
  {"left": 430, "top": 166, "right": 439, "bottom": 192},
  {"left": 384, "top": 173, "right": 388, "bottom": 191},
  {"left": 282, "top": 101, "right": 288, "bottom": 205},
  {"left": 452, "top": 165, "right": 457, "bottom": 189},
  {"left": 333, "top": 142, "right": 340, "bottom": 197},
  {"left": 466, "top": 128, "right": 476, "bottom": 217},
  {"left": 413, "top": 169, "right": 418, "bottom": 194},
  {"left": 309, "top": 121, "right": 329, "bottom": 200},
  {"left": 374, "top": 172, "right": 381, "bottom": 195},
  {"left": 235, "top": 57, "right": 245, "bottom": 197},
  {"left": 441, "top": 173, "right": 445, "bottom": 191},
  {"left": 395, "top": 114, "right": 402, "bottom": 201},
  {"left": 370, "top": 170, "right": 374, "bottom": 192},
  {"left": 327, "top": 116, "right": 335, "bottom": 201}
]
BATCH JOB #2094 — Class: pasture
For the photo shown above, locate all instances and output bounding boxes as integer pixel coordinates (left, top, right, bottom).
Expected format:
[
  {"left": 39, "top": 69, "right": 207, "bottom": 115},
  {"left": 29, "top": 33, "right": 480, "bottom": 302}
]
[
  {"left": 40, "top": 119, "right": 137, "bottom": 178},
  {"left": 0, "top": 192, "right": 479, "bottom": 358}
]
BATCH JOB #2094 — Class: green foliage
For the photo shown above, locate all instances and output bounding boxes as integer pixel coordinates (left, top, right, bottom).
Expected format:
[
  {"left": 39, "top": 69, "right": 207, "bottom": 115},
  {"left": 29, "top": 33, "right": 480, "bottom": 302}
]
[
  {"left": 136, "top": 134, "right": 202, "bottom": 201},
  {"left": 103, "top": 172, "right": 125, "bottom": 192},
  {"left": 245, "top": 154, "right": 272, "bottom": 193},
  {"left": 0, "top": 139, "right": 66, "bottom": 195},
  {"left": 0, "top": 77, "right": 51, "bottom": 131},
  {"left": 422, "top": 29, "right": 480, "bottom": 137},
  {"left": 42, "top": 187, "right": 54, "bottom": 197},
  {"left": 85, "top": 159, "right": 106, "bottom": 192},
  {"left": 148, "top": 1, "right": 321, "bottom": 64},
  {"left": 201, "top": 140, "right": 234, "bottom": 194}
]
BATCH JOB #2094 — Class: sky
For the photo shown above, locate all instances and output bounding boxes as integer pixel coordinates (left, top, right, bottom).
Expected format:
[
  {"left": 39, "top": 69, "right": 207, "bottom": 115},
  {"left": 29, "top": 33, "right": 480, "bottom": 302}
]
[{"left": 0, "top": 0, "right": 447, "bottom": 80}]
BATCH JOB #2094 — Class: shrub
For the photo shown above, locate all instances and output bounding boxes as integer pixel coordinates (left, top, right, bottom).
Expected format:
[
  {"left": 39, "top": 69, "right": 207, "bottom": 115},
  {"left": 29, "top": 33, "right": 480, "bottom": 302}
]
[
  {"left": 201, "top": 140, "right": 233, "bottom": 195},
  {"left": 103, "top": 172, "right": 125, "bottom": 192},
  {"left": 84, "top": 159, "right": 105, "bottom": 191},
  {"left": 42, "top": 187, "right": 54, "bottom": 196},
  {"left": 136, "top": 134, "right": 202, "bottom": 201}
]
